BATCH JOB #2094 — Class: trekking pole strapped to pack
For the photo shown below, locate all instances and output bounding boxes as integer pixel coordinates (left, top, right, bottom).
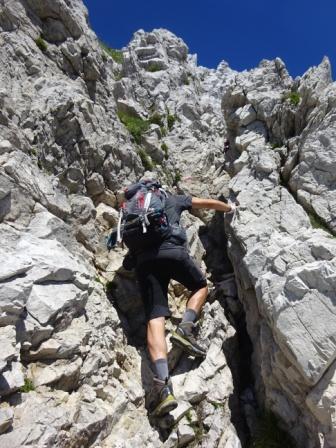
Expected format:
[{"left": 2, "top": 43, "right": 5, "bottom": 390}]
[
  {"left": 116, "top": 209, "right": 123, "bottom": 244},
  {"left": 142, "top": 191, "right": 152, "bottom": 233}
]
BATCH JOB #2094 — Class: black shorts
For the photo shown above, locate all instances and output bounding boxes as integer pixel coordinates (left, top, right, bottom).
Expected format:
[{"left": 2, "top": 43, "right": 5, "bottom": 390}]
[{"left": 135, "top": 246, "right": 207, "bottom": 321}]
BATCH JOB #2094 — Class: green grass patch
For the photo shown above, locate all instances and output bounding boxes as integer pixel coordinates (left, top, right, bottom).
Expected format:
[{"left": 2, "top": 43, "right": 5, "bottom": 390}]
[
  {"left": 110, "top": 49, "right": 124, "bottom": 64},
  {"left": 309, "top": 212, "right": 325, "bottom": 230},
  {"left": 167, "top": 114, "right": 177, "bottom": 131},
  {"left": 149, "top": 113, "right": 164, "bottom": 127},
  {"left": 161, "top": 143, "right": 169, "bottom": 160},
  {"left": 95, "top": 276, "right": 103, "bottom": 284},
  {"left": 35, "top": 35, "right": 47, "bottom": 52},
  {"left": 117, "top": 111, "right": 150, "bottom": 144},
  {"left": 20, "top": 378, "right": 35, "bottom": 393},
  {"left": 284, "top": 91, "right": 301, "bottom": 107},
  {"left": 118, "top": 110, "right": 171, "bottom": 143},
  {"left": 249, "top": 411, "right": 296, "bottom": 448},
  {"left": 137, "top": 148, "right": 154, "bottom": 171},
  {"left": 185, "top": 410, "right": 193, "bottom": 423},
  {"left": 210, "top": 401, "right": 225, "bottom": 410},
  {"left": 160, "top": 126, "right": 167, "bottom": 137},
  {"left": 173, "top": 169, "right": 182, "bottom": 185},
  {"left": 114, "top": 71, "right": 124, "bottom": 81},
  {"left": 100, "top": 41, "right": 124, "bottom": 64},
  {"left": 118, "top": 110, "right": 169, "bottom": 143},
  {"left": 147, "top": 63, "right": 163, "bottom": 72},
  {"left": 186, "top": 411, "right": 204, "bottom": 443}
]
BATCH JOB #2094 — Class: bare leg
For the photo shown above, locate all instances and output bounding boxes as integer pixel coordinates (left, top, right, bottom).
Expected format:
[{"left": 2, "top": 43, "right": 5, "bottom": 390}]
[
  {"left": 147, "top": 316, "right": 167, "bottom": 362},
  {"left": 186, "top": 285, "right": 208, "bottom": 316},
  {"left": 170, "top": 285, "right": 209, "bottom": 358},
  {"left": 146, "top": 317, "right": 177, "bottom": 415}
]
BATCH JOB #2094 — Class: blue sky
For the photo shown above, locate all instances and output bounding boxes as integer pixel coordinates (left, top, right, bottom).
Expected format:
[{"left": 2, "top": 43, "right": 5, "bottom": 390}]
[{"left": 83, "top": 0, "right": 335, "bottom": 78}]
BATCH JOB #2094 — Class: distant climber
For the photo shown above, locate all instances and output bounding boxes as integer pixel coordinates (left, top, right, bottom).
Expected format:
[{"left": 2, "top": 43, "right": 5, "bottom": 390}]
[
  {"left": 223, "top": 138, "right": 230, "bottom": 152},
  {"left": 108, "top": 179, "right": 237, "bottom": 417}
]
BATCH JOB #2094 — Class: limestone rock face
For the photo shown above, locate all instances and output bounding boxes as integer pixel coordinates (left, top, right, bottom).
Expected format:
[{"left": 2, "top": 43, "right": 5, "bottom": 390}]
[
  {"left": 222, "top": 62, "right": 336, "bottom": 447},
  {"left": 0, "top": 0, "right": 142, "bottom": 197},
  {"left": 288, "top": 62, "right": 336, "bottom": 233},
  {"left": 1, "top": 0, "right": 336, "bottom": 447}
]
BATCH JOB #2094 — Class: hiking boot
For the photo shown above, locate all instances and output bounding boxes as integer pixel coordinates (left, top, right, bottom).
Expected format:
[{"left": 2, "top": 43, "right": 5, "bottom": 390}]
[
  {"left": 170, "top": 321, "right": 207, "bottom": 358},
  {"left": 147, "top": 377, "right": 178, "bottom": 417}
]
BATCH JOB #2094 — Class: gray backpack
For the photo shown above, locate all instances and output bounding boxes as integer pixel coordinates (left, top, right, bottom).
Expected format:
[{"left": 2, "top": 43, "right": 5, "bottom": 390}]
[{"left": 116, "top": 180, "right": 171, "bottom": 253}]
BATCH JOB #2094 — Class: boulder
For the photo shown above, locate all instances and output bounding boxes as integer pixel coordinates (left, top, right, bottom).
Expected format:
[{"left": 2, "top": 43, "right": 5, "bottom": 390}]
[
  {"left": 0, "top": 407, "right": 14, "bottom": 434},
  {"left": 2, "top": 151, "right": 71, "bottom": 219},
  {"left": 28, "top": 358, "right": 82, "bottom": 391},
  {"left": 0, "top": 140, "right": 13, "bottom": 155},
  {"left": 95, "top": 203, "right": 119, "bottom": 227},
  {"left": 86, "top": 173, "right": 105, "bottom": 197},
  {"left": 0, "top": 362, "right": 24, "bottom": 396},
  {"left": 0, "top": 275, "right": 33, "bottom": 326},
  {"left": 26, "top": 317, "right": 91, "bottom": 361},
  {"left": 0, "top": 326, "right": 19, "bottom": 374},
  {"left": 177, "top": 417, "right": 195, "bottom": 446},
  {"left": 26, "top": 283, "right": 88, "bottom": 327},
  {"left": 117, "top": 99, "right": 146, "bottom": 119}
]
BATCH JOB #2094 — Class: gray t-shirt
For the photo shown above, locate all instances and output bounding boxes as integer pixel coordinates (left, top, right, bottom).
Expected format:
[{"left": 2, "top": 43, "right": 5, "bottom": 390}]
[
  {"left": 135, "top": 194, "right": 192, "bottom": 263},
  {"left": 160, "top": 194, "right": 192, "bottom": 248}
]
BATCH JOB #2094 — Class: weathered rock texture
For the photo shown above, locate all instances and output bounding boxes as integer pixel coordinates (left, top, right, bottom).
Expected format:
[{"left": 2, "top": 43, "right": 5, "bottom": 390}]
[
  {"left": 0, "top": 1, "right": 239, "bottom": 447},
  {"left": 223, "top": 59, "right": 336, "bottom": 447},
  {"left": 0, "top": 0, "right": 335, "bottom": 447}
]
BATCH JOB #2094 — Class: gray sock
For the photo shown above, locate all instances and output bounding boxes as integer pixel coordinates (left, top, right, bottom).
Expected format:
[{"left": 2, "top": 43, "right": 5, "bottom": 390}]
[
  {"left": 182, "top": 308, "right": 198, "bottom": 323},
  {"left": 154, "top": 358, "right": 169, "bottom": 381}
]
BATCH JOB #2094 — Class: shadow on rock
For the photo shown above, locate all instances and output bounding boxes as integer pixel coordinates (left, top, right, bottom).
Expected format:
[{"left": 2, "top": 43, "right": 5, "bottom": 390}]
[
  {"left": 106, "top": 266, "right": 147, "bottom": 347},
  {"left": 200, "top": 210, "right": 254, "bottom": 446}
]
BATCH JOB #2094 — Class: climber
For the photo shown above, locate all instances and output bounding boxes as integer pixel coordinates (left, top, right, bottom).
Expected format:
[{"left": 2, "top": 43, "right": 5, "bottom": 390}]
[
  {"left": 114, "top": 181, "right": 237, "bottom": 416},
  {"left": 223, "top": 138, "right": 230, "bottom": 152}
]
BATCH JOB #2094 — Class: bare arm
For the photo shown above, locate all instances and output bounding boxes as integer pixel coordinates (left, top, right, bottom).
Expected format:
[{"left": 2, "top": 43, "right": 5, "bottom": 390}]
[{"left": 191, "top": 197, "right": 233, "bottom": 213}]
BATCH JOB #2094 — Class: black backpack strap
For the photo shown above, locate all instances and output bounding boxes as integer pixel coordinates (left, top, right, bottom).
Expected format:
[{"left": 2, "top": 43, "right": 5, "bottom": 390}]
[
  {"left": 143, "top": 179, "right": 162, "bottom": 190},
  {"left": 124, "top": 182, "right": 144, "bottom": 200}
]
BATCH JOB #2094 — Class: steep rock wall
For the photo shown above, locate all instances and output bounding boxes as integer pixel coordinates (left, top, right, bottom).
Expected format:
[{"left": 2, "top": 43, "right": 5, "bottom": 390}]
[
  {"left": 0, "top": 0, "right": 336, "bottom": 447},
  {"left": 0, "top": 1, "right": 241, "bottom": 447},
  {"left": 223, "top": 60, "right": 336, "bottom": 447}
]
